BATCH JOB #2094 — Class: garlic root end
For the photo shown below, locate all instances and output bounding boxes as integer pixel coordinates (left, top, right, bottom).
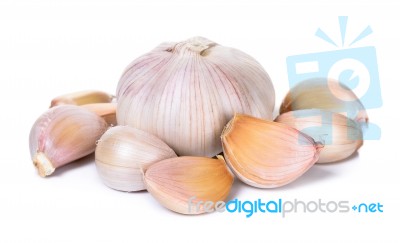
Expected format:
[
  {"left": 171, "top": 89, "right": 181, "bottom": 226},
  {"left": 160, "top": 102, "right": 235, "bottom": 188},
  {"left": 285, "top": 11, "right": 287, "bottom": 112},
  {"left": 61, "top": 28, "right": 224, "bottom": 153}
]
[{"left": 33, "top": 152, "right": 55, "bottom": 177}]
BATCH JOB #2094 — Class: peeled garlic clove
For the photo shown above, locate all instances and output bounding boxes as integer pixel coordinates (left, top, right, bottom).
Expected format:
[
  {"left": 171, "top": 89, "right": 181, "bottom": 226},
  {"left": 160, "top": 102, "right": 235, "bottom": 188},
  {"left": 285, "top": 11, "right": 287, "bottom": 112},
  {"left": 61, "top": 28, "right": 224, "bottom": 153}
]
[
  {"left": 275, "top": 109, "right": 363, "bottom": 163},
  {"left": 117, "top": 36, "right": 275, "bottom": 157},
  {"left": 280, "top": 78, "right": 368, "bottom": 122},
  {"left": 50, "top": 90, "right": 113, "bottom": 107},
  {"left": 221, "top": 114, "right": 322, "bottom": 188},
  {"left": 95, "top": 126, "right": 177, "bottom": 192},
  {"left": 81, "top": 103, "right": 117, "bottom": 126},
  {"left": 29, "top": 105, "right": 108, "bottom": 177},
  {"left": 144, "top": 156, "right": 234, "bottom": 214}
]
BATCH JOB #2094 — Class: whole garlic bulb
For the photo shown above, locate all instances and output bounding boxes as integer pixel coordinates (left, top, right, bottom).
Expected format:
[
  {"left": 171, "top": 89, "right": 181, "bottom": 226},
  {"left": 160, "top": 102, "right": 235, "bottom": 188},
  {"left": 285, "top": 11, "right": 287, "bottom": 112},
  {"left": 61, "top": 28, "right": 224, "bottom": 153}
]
[
  {"left": 117, "top": 36, "right": 275, "bottom": 157},
  {"left": 95, "top": 126, "right": 177, "bottom": 192}
]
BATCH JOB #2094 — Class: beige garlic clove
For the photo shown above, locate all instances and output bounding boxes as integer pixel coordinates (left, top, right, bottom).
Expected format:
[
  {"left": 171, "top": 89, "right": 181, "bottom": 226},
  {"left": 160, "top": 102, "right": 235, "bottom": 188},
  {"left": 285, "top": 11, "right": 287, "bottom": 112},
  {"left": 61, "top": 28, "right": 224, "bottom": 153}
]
[
  {"left": 95, "top": 126, "right": 177, "bottom": 192},
  {"left": 81, "top": 103, "right": 117, "bottom": 126},
  {"left": 280, "top": 78, "right": 368, "bottom": 122},
  {"left": 144, "top": 156, "right": 234, "bottom": 214},
  {"left": 50, "top": 90, "right": 113, "bottom": 107},
  {"left": 275, "top": 109, "right": 363, "bottom": 163},
  {"left": 117, "top": 36, "right": 275, "bottom": 157},
  {"left": 221, "top": 114, "right": 322, "bottom": 188},
  {"left": 29, "top": 105, "right": 108, "bottom": 177}
]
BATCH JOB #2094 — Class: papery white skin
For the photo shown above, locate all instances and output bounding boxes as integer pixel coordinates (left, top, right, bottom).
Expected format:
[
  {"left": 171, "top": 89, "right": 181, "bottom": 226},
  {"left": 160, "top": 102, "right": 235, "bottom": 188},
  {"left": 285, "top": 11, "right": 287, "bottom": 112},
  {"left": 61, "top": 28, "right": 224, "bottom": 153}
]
[
  {"left": 29, "top": 105, "right": 108, "bottom": 177},
  {"left": 117, "top": 36, "right": 275, "bottom": 157},
  {"left": 95, "top": 126, "right": 177, "bottom": 192}
]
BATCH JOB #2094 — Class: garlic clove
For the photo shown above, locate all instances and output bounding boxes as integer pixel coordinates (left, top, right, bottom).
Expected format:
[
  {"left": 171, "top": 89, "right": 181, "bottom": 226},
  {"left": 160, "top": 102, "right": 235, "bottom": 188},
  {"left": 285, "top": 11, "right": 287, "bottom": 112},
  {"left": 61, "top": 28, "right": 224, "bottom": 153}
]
[
  {"left": 280, "top": 78, "right": 368, "bottom": 122},
  {"left": 144, "top": 156, "right": 234, "bottom": 214},
  {"left": 81, "top": 103, "right": 117, "bottom": 126},
  {"left": 29, "top": 105, "right": 108, "bottom": 177},
  {"left": 95, "top": 126, "right": 177, "bottom": 192},
  {"left": 275, "top": 109, "right": 363, "bottom": 163},
  {"left": 117, "top": 36, "right": 275, "bottom": 157},
  {"left": 221, "top": 114, "right": 322, "bottom": 188},
  {"left": 50, "top": 90, "right": 113, "bottom": 107}
]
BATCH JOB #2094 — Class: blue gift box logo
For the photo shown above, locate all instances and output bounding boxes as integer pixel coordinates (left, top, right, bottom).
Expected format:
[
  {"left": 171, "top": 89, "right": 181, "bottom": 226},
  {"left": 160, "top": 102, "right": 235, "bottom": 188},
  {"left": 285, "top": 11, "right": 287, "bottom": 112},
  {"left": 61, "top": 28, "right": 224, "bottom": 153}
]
[{"left": 286, "top": 16, "right": 382, "bottom": 140}]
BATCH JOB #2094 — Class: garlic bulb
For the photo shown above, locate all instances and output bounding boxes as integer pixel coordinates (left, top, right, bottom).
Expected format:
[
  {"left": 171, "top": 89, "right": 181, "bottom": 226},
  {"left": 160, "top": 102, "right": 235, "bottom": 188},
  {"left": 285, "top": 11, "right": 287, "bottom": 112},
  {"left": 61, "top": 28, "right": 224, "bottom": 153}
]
[
  {"left": 117, "top": 36, "right": 275, "bottom": 157},
  {"left": 50, "top": 90, "right": 113, "bottom": 107},
  {"left": 29, "top": 105, "right": 108, "bottom": 177},
  {"left": 144, "top": 156, "right": 234, "bottom": 214},
  {"left": 280, "top": 78, "right": 368, "bottom": 122},
  {"left": 95, "top": 126, "right": 177, "bottom": 192},
  {"left": 82, "top": 103, "right": 117, "bottom": 126},
  {"left": 221, "top": 114, "right": 322, "bottom": 188},
  {"left": 275, "top": 109, "right": 363, "bottom": 163}
]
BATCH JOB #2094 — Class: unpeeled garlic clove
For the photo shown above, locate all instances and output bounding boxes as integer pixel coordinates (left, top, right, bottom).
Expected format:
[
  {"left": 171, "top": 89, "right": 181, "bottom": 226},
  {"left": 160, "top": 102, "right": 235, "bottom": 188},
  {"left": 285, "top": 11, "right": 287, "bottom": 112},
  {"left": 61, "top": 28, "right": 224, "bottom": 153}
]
[
  {"left": 50, "top": 90, "right": 113, "bottom": 107},
  {"left": 280, "top": 78, "right": 368, "bottom": 122},
  {"left": 144, "top": 156, "right": 234, "bottom": 214},
  {"left": 81, "top": 103, "right": 117, "bottom": 126},
  {"left": 275, "top": 109, "right": 363, "bottom": 163},
  {"left": 29, "top": 105, "right": 108, "bottom": 177},
  {"left": 95, "top": 126, "right": 177, "bottom": 192},
  {"left": 221, "top": 114, "right": 322, "bottom": 188}
]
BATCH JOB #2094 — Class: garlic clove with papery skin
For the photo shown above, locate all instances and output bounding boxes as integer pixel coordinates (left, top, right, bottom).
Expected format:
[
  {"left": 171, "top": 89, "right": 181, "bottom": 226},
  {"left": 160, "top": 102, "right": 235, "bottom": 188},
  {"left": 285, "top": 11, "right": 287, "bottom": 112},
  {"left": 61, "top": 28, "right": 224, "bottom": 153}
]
[
  {"left": 95, "top": 126, "right": 177, "bottom": 192},
  {"left": 275, "top": 109, "right": 363, "bottom": 163},
  {"left": 81, "top": 103, "right": 117, "bottom": 126},
  {"left": 29, "top": 105, "right": 108, "bottom": 177},
  {"left": 117, "top": 36, "right": 275, "bottom": 157},
  {"left": 144, "top": 156, "right": 234, "bottom": 214},
  {"left": 280, "top": 78, "right": 368, "bottom": 122},
  {"left": 221, "top": 114, "right": 322, "bottom": 188},
  {"left": 50, "top": 90, "right": 114, "bottom": 108}
]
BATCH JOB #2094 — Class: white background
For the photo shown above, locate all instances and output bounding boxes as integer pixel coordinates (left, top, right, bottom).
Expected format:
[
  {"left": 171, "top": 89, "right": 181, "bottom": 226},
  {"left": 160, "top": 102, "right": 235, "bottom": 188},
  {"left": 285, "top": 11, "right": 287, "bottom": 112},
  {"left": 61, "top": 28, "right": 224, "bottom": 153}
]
[{"left": 1, "top": 0, "right": 399, "bottom": 242}]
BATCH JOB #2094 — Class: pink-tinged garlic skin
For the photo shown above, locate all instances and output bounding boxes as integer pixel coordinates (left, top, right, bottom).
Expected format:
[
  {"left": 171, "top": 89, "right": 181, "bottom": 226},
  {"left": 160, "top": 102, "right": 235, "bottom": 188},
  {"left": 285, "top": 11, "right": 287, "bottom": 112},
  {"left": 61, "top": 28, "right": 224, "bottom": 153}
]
[
  {"left": 29, "top": 105, "right": 108, "bottom": 177},
  {"left": 116, "top": 37, "right": 275, "bottom": 157},
  {"left": 144, "top": 156, "right": 234, "bottom": 214},
  {"left": 221, "top": 114, "right": 322, "bottom": 188}
]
